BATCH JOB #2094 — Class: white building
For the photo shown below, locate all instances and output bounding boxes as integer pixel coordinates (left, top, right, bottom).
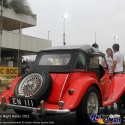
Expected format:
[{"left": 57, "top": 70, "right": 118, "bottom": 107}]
[{"left": 0, "top": 0, "right": 52, "bottom": 73}]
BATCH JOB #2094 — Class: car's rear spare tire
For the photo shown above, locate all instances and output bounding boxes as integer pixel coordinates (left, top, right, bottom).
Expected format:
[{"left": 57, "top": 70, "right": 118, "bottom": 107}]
[{"left": 14, "top": 68, "right": 52, "bottom": 103}]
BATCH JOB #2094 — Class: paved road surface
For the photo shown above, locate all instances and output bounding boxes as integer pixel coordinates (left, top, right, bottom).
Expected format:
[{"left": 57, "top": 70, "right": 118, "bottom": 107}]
[
  {"left": 0, "top": 107, "right": 125, "bottom": 125},
  {"left": 0, "top": 108, "right": 78, "bottom": 125}
]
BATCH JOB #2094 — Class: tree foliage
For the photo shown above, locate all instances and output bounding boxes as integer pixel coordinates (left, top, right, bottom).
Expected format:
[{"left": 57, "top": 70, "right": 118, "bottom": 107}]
[{"left": 0, "top": 0, "right": 36, "bottom": 17}]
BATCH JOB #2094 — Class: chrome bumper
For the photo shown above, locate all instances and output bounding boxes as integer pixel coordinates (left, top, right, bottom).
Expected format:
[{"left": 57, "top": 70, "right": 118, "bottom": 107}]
[{"left": 0, "top": 96, "right": 70, "bottom": 116}]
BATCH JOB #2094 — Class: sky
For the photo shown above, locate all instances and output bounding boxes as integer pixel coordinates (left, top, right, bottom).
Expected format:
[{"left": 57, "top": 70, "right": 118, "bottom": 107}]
[{"left": 23, "top": 0, "right": 125, "bottom": 54}]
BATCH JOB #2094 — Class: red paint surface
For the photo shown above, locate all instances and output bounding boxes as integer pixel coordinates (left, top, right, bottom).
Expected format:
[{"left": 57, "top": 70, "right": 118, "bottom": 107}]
[{"left": 1, "top": 70, "right": 125, "bottom": 110}]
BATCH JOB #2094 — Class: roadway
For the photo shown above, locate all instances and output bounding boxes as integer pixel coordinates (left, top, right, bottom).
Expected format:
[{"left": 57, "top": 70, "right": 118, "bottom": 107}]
[{"left": 0, "top": 107, "right": 125, "bottom": 125}]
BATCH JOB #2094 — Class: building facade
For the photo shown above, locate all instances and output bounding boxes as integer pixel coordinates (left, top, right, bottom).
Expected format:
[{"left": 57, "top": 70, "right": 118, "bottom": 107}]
[{"left": 0, "top": 1, "right": 52, "bottom": 73}]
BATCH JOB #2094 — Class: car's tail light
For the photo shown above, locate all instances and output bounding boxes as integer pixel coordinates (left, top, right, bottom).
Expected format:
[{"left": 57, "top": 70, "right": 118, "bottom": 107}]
[
  {"left": 6, "top": 84, "right": 12, "bottom": 90},
  {"left": 58, "top": 101, "right": 64, "bottom": 109},
  {"left": 68, "top": 89, "right": 74, "bottom": 95}
]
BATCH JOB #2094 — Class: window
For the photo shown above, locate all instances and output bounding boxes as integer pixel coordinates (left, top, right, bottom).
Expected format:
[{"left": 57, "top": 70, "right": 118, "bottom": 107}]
[
  {"left": 99, "top": 56, "right": 107, "bottom": 68},
  {"left": 39, "top": 54, "right": 71, "bottom": 66},
  {"left": 98, "top": 56, "right": 106, "bottom": 78},
  {"left": 75, "top": 53, "right": 86, "bottom": 69},
  {"left": 89, "top": 56, "right": 99, "bottom": 68}
]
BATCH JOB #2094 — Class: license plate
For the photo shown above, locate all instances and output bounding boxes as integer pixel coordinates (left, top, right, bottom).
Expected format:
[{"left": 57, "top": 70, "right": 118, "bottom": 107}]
[{"left": 9, "top": 97, "right": 38, "bottom": 107}]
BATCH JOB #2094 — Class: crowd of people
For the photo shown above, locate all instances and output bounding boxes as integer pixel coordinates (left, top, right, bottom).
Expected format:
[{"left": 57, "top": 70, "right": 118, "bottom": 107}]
[{"left": 92, "top": 43, "right": 124, "bottom": 75}]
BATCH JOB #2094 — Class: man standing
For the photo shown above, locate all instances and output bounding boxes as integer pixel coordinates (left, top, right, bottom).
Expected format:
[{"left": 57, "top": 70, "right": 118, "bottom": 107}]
[{"left": 112, "top": 44, "right": 124, "bottom": 75}]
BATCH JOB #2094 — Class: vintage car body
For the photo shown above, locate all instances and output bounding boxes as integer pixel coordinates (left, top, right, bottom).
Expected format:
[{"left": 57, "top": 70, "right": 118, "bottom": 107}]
[{"left": 0, "top": 45, "right": 125, "bottom": 124}]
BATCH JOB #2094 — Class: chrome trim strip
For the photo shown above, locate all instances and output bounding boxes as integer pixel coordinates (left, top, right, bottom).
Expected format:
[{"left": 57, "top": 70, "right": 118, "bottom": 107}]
[{"left": 59, "top": 74, "right": 69, "bottom": 101}]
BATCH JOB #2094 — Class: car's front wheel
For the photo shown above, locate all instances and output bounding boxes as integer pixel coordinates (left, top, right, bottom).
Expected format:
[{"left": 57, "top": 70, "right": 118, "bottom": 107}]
[{"left": 76, "top": 86, "right": 100, "bottom": 125}]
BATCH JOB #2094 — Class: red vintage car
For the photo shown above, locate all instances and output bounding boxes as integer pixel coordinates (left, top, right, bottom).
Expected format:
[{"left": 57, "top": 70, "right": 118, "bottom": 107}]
[{"left": 0, "top": 45, "right": 124, "bottom": 124}]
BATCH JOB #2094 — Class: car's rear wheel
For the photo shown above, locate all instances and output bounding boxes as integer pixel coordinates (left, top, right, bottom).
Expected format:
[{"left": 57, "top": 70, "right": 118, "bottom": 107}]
[{"left": 76, "top": 86, "right": 100, "bottom": 125}]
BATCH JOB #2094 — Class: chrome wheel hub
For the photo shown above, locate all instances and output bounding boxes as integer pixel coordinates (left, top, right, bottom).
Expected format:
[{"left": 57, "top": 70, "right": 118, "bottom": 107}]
[
  {"left": 87, "top": 92, "right": 99, "bottom": 117},
  {"left": 18, "top": 73, "right": 43, "bottom": 97}
]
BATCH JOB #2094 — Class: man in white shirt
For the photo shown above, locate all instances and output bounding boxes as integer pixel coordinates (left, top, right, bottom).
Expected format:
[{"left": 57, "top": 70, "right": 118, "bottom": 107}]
[
  {"left": 112, "top": 44, "right": 124, "bottom": 75},
  {"left": 112, "top": 44, "right": 124, "bottom": 108}
]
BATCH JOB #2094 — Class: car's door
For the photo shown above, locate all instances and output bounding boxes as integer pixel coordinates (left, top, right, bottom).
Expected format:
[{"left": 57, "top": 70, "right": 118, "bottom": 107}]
[{"left": 98, "top": 56, "right": 111, "bottom": 101}]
